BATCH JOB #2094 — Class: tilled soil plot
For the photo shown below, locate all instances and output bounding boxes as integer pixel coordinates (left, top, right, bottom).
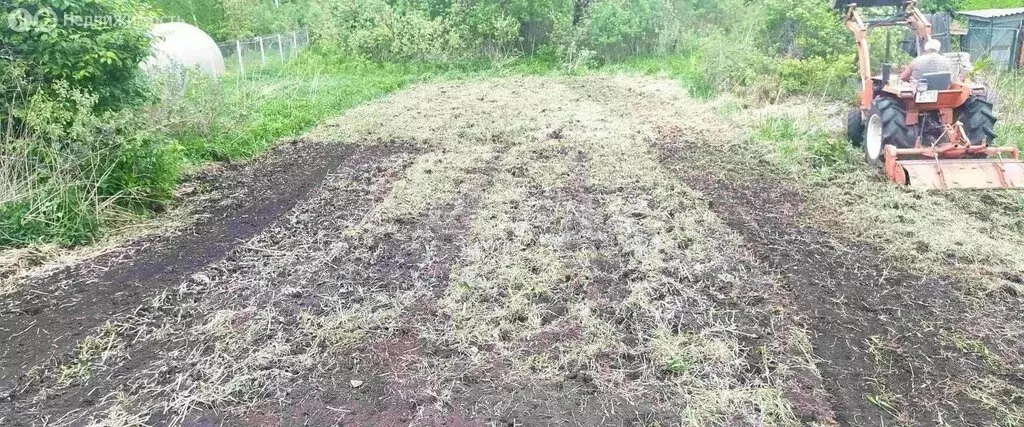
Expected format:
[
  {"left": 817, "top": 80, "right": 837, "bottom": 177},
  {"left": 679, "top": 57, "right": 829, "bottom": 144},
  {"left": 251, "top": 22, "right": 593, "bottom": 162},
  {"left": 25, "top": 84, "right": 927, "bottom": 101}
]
[
  {"left": 1, "top": 76, "right": 1021, "bottom": 426},
  {"left": 0, "top": 141, "right": 402, "bottom": 388}
]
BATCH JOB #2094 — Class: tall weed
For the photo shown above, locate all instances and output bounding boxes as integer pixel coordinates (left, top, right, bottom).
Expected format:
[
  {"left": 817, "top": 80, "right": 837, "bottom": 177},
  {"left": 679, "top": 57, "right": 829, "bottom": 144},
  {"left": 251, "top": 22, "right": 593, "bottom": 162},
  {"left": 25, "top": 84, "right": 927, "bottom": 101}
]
[
  {"left": 1, "top": 82, "right": 182, "bottom": 247},
  {"left": 986, "top": 72, "right": 1024, "bottom": 150}
]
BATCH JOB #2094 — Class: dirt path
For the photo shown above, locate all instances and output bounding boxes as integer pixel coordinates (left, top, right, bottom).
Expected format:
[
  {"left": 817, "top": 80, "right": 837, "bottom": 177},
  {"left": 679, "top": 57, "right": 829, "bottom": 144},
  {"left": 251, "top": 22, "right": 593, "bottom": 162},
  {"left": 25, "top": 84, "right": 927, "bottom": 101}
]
[{"left": 1, "top": 75, "right": 1020, "bottom": 426}]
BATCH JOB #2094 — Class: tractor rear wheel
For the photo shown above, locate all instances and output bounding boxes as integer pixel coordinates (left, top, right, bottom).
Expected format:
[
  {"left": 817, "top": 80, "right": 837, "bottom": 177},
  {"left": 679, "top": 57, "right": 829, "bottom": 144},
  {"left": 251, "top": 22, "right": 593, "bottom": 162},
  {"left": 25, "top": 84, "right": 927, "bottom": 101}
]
[
  {"left": 956, "top": 96, "right": 997, "bottom": 146},
  {"left": 847, "top": 110, "right": 865, "bottom": 147},
  {"left": 864, "top": 97, "right": 916, "bottom": 165}
]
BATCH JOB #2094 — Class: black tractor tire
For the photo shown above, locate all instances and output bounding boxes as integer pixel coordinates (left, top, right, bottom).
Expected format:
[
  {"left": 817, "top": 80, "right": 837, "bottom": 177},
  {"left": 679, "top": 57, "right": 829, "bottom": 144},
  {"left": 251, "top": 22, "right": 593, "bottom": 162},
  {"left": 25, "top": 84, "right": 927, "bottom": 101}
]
[
  {"left": 956, "top": 96, "right": 997, "bottom": 146},
  {"left": 864, "top": 96, "right": 917, "bottom": 165},
  {"left": 847, "top": 109, "right": 865, "bottom": 147}
]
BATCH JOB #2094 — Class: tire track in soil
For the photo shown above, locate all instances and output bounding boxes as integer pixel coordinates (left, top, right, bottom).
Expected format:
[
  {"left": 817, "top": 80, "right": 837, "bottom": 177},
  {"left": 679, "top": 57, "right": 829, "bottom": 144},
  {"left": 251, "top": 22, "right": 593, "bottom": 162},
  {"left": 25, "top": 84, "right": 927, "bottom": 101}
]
[
  {"left": 0, "top": 141, "right": 418, "bottom": 423},
  {"left": 660, "top": 140, "right": 995, "bottom": 426},
  {"left": 224, "top": 151, "right": 504, "bottom": 427}
]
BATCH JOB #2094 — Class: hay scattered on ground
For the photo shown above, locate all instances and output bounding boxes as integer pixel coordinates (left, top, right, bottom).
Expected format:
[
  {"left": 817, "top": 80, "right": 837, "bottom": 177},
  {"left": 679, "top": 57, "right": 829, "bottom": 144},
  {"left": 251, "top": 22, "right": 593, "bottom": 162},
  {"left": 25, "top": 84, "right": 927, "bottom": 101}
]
[{"left": 4, "top": 75, "right": 1021, "bottom": 426}]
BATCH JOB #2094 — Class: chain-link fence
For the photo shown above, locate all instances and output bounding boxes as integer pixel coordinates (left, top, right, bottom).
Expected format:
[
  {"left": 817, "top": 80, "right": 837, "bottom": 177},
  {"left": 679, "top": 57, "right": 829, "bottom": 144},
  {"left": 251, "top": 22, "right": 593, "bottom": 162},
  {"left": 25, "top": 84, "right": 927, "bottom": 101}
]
[{"left": 218, "top": 28, "right": 310, "bottom": 74}]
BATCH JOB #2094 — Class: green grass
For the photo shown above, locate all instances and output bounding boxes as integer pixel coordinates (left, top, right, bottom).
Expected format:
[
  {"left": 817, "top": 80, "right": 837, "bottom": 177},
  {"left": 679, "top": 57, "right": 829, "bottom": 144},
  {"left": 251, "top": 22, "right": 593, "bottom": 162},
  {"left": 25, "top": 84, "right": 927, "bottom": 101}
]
[
  {"left": 987, "top": 72, "right": 1024, "bottom": 151},
  {"left": 752, "top": 116, "right": 856, "bottom": 181},
  {"left": 0, "top": 51, "right": 561, "bottom": 249},
  {"left": 604, "top": 54, "right": 716, "bottom": 99},
  {"left": 163, "top": 51, "right": 561, "bottom": 165}
]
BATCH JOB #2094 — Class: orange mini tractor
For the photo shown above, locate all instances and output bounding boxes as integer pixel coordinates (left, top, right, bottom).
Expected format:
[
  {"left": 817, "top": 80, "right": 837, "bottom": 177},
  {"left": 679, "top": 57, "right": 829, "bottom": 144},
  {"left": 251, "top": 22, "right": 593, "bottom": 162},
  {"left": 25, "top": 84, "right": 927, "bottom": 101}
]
[{"left": 836, "top": 0, "right": 1024, "bottom": 189}]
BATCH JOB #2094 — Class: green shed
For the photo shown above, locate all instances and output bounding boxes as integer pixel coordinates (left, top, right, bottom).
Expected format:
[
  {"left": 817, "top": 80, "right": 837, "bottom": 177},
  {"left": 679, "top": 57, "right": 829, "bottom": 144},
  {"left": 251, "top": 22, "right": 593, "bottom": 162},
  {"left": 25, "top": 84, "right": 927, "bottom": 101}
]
[{"left": 959, "top": 8, "right": 1024, "bottom": 69}]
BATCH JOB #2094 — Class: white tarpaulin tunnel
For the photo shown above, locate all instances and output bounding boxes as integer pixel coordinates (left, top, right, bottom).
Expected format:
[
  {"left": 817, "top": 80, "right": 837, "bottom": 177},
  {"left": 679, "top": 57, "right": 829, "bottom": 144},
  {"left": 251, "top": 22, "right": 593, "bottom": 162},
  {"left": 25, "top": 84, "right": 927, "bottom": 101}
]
[{"left": 145, "top": 22, "right": 225, "bottom": 76}]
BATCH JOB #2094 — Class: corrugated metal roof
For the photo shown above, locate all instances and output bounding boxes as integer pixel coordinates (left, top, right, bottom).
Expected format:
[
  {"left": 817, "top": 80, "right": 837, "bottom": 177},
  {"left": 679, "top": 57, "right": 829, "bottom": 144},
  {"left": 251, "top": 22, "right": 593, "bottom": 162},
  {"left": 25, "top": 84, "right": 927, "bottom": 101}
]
[{"left": 958, "top": 8, "right": 1024, "bottom": 19}]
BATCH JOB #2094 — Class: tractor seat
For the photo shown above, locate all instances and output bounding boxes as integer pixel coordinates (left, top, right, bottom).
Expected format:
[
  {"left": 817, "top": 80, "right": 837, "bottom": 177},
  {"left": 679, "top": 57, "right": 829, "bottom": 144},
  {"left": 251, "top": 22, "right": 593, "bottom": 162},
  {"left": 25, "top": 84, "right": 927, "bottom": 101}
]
[{"left": 920, "top": 72, "right": 952, "bottom": 90}]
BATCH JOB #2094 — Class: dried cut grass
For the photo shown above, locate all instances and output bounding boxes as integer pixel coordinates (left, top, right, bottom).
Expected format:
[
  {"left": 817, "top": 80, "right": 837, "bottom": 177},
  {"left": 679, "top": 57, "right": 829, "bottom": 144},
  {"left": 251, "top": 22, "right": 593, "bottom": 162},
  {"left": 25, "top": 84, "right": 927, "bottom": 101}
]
[
  {"left": 368, "top": 144, "right": 500, "bottom": 221},
  {"left": 308, "top": 77, "right": 575, "bottom": 150},
  {"left": 576, "top": 72, "right": 1023, "bottom": 421},
  {"left": 581, "top": 73, "right": 1024, "bottom": 294},
  {"left": 24, "top": 133, "right": 495, "bottom": 423},
  {"left": 22, "top": 73, "right": 1023, "bottom": 425},
  {"left": 354, "top": 77, "right": 804, "bottom": 423}
]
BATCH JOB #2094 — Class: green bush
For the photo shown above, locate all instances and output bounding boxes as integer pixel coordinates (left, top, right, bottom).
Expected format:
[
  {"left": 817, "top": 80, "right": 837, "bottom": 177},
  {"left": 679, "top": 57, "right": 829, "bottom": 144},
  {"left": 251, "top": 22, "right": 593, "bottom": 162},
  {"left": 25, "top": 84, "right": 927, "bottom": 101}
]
[
  {"left": 0, "top": 0, "right": 186, "bottom": 247},
  {"left": 762, "top": 0, "right": 852, "bottom": 59},
  {"left": 2, "top": 0, "right": 156, "bottom": 111},
  {"left": 149, "top": 0, "right": 229, "bottom": 39},
  {"left": 778, "top": 54, "right": 855, "bottom": 99},
  {"left": 1, "top": 81, "right": 182, "bottom": 247},
  {"left": 583, "top": 0, "right": 663, "bottom": 59},
  {"left": 311, "top": 0, "right": 457, "bottom": 60}
]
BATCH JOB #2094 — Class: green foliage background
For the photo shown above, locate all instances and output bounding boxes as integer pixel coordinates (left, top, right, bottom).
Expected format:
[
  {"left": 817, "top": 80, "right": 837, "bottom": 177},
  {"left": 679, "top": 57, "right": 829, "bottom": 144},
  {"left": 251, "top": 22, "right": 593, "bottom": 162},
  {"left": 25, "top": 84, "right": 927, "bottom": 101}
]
[
  {"left": 1, "top": 0, "right": 156, "bottom": 110},
  {"left": 2, "top": 0, "right": 1021, "bottom": 247}
]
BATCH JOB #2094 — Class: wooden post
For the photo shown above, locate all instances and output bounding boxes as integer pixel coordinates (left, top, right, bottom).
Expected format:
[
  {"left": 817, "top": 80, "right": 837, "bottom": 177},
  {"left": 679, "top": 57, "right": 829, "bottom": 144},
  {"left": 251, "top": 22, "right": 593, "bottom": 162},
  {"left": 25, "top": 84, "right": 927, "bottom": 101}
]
[
  {"left": 259, "top": 36, "right": 266, "bottom": 67},
  {"left": 236, "top": 40, "right": 244, "bottom": 74}
]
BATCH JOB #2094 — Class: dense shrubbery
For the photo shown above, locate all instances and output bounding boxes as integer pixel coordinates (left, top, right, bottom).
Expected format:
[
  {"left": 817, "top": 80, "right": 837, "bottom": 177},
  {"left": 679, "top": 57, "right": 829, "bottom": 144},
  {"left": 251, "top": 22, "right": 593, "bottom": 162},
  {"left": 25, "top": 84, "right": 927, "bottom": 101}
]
[
  {"left": 2, "top": 0, "right": 157, "bottom": 110},
  {"left": 763, "top": 0, "right": 851, "bottom": 59},
  {"left": 309, "top": 0, "right": 711, "bottom": 62},
  {"left": 0, "top": 80, "right": 182, "bottom": 246},
  {"left": 150, "top": 0, "right": 314, "bottom": 40},
  {"left": 305, "top": 0, "right": 859, "bottom": 99},
  {"left": 1, "top": 0, "right": 182, "bottom": 246}
]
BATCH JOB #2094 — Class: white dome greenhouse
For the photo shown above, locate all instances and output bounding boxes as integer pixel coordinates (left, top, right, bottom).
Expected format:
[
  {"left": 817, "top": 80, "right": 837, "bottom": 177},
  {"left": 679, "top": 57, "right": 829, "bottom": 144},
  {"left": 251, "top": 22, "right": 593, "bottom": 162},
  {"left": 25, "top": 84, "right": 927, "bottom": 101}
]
[{"left": 145, "top": 22, "right": 225, "bottom": 76}]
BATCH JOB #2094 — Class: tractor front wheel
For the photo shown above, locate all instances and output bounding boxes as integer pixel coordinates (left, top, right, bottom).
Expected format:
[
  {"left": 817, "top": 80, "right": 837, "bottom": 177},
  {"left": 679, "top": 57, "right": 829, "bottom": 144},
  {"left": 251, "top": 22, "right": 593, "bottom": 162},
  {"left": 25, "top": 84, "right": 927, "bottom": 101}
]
[{"left": 864, "top": 97, "right": 916, "bottom": 165}]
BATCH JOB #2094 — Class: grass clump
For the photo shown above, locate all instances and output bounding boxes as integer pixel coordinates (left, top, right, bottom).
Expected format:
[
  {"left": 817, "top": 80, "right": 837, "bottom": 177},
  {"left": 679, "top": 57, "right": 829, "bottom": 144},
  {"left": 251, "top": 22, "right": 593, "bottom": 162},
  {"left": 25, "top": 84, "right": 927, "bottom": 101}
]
[
  {"left": 54, "top": 322, "right": 126, "bottom": 387},
  {"left": 150, "top": 52, "right": 485, "bottom": 163},
  {"left": 752, "top": 116, "right": 856, "bottom": 182},
  {"left": 987, "top": 72, "right": 1024, "bottom": 151},
  {"left": 1, "top": 81, "right": 182, "bottom": 248}
]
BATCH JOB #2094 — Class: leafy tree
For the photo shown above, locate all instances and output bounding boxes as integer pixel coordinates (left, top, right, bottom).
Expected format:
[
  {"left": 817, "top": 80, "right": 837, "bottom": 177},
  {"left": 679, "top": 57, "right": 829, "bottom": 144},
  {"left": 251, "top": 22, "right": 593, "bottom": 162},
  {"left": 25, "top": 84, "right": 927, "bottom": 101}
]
[
  {"left": 919, "top": 0, "right": 965, "bottom": 12},
  {"left": 762, "top": 0, "right": 853, "bottom": 59},
  {"left": 1, "top": 0, "right": 156, "bottom": 110},
  {"left": 148, "top": 0, "right": 230, "bottom": 40}
]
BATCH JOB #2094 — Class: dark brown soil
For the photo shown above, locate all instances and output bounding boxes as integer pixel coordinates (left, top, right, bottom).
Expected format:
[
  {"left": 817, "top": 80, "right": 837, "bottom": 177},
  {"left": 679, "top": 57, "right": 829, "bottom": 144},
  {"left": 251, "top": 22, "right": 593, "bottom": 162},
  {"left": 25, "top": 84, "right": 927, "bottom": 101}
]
[
  {"left": 660, "top": 139, "right": 997, "bottom": 426},
  {"left": 226, "top": 168, "right": 496, "bottom": 427},
  {"left": 0, "top": 140, "right": 417, "bottom": 423}
]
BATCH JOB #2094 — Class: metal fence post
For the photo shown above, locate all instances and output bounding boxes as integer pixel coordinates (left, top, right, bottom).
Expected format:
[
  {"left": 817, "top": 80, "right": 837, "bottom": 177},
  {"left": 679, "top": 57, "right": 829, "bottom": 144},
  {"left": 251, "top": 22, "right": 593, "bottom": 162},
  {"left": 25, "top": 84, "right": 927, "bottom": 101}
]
[
  {"left": 259, "top": 36, "right": 266, "bottom": 67},
  {"left": 292, "top": 31, "right": 298, "bottom": 58},
  {"left": 278, "top": 34, "right": 285, "bottom": 62},
  {"left": 236, "top": 40, "right": 244, "bottom": 75}
]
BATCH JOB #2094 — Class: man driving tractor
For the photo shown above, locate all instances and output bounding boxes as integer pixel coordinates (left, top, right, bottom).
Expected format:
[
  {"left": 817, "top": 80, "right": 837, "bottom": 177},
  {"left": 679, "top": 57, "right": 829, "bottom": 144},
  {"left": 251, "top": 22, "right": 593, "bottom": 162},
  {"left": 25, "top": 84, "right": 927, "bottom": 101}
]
[
  {"left": 900, "top": 38, "right": 955, "bottom": 83},
  {"left": 837, "top": 0, "right": 1023, "bottom": 189}
]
